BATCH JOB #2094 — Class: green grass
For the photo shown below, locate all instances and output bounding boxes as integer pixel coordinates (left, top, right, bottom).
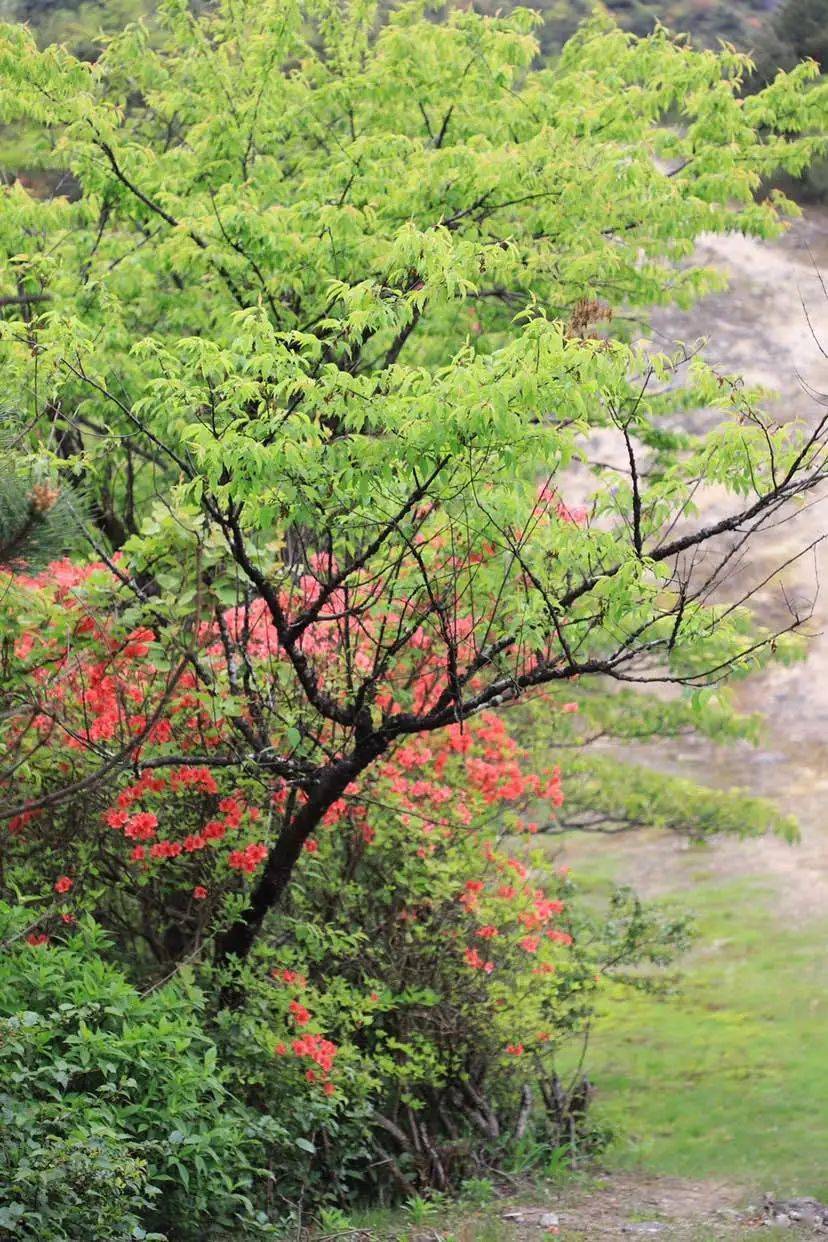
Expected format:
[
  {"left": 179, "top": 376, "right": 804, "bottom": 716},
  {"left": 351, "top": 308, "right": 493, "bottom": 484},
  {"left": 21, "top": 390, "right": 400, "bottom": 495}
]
[{"left": 580, "top": 871, "right": 828, "bottom": 1196}]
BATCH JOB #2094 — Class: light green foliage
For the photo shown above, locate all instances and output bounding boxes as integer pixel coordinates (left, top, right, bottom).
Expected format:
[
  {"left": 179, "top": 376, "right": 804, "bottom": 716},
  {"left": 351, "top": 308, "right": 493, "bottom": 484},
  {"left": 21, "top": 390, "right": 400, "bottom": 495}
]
[
  {"left": 555, "top": 752, "right": 799, "bottom": 841},
  {"left": 0, "top": 2, "right": 824, "bottom": 727},
  {"left": 518, "top": 684, "right": 800, "bottom": 843},
  {"left": 0, "top": 4, "right": 826, "bottom": 1229},
  {"left": 459, "top": 1176, "right": 496, "bottom": 1205}
]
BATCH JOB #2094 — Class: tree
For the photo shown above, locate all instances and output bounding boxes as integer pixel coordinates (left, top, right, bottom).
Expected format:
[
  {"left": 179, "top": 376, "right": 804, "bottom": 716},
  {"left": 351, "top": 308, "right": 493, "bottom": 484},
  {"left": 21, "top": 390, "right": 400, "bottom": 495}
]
[{"left": 0, "top": 0, "right": 826, "bottom": 973}]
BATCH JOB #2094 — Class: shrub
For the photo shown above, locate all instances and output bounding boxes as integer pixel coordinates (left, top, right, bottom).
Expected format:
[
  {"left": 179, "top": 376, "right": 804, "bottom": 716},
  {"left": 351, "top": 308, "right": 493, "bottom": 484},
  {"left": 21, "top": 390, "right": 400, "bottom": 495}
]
[
  {"left": 213, "top": 823, "right": 690, "bottom": 1203},
  {"left": 0, "top": 907, "right": 281, "bottom": 1240},
  {"left": 0, "top": 847, "right": 688, "bottom": 1231},
  {"left": 0, "top": 552, "right": 787, "bottom": 1219}
]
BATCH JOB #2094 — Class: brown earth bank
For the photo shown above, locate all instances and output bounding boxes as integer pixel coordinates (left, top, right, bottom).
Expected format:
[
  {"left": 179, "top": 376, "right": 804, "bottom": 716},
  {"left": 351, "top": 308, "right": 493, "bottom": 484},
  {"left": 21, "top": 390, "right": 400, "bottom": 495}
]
[
  {"left": 327, "top": 1172, "right": 828, "bottom": 1240},
  {"left": 559, "top": 205, "right": 828, "bottom": 913}
]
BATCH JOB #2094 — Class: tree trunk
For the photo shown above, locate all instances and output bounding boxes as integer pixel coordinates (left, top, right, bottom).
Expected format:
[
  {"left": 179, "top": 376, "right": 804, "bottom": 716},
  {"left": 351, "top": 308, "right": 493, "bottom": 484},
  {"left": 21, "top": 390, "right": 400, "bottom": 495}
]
[{"left": 214, "top": 738, "right": 387, "bottom": 973}]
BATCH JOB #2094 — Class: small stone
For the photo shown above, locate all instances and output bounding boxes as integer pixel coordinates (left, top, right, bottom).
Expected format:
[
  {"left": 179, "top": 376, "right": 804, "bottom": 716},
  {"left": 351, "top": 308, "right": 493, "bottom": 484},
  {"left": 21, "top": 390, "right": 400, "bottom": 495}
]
[
  {"left": 539, "top": 1213, "right": 559, "bottom": 1228},
  {"left": 621, "top": 1225, "right": 666, "bottom": 1235}
]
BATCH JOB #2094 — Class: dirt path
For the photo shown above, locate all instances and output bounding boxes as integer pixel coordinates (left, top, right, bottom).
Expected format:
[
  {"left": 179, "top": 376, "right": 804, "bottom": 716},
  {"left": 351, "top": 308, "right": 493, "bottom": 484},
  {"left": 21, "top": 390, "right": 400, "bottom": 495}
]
[
  {"left": 500, "top": 1174, "right": 759, "bottom": 1239},
  {"left": 559, "top": 208, "right": 828, "bottom": 921},
  {"left": 398, "top": 1170, "right": 826, "bottom": 1240},
  {"left": 431, "top": 1172, "right": 825, "bottom": 1240}
]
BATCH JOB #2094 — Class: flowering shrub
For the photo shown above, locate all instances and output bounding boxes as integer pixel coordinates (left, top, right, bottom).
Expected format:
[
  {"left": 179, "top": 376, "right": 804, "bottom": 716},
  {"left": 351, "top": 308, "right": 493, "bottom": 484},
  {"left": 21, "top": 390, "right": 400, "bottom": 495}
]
[
  {"left": 0, "top": 553, "right": 573, "bottom": 960},
  {"left": 218, "top": 807, "right": 688, "bottom": 1200},
  {"left": 0, "top": 565, "right": 697, "bottom": 1221},
  {"left": 0, "top": 555, "right": 698, "bottom": 1216}
]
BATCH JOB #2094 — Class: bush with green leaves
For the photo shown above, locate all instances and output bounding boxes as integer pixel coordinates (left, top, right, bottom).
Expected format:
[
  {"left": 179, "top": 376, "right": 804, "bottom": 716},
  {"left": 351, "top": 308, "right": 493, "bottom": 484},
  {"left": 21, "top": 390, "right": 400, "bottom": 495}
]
[
  {"left": 211, "top": 818, "right": 691, "bottom": 1204},
  {"left": 0, "top": 907, "right": 286, "bottom": 1240},
  {"left": 0, "top": 644, "right": 697, "bottom": 1217},
  {"left": 0, "top": 832, "right": 689, "bottom": 1235}
]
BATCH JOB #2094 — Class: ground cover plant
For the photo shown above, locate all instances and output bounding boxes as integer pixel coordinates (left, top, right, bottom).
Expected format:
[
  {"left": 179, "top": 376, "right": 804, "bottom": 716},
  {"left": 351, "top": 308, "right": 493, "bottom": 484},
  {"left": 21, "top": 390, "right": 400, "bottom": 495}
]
[{"left": 0, "top": 0, "right": 827, "bottom": 1234}]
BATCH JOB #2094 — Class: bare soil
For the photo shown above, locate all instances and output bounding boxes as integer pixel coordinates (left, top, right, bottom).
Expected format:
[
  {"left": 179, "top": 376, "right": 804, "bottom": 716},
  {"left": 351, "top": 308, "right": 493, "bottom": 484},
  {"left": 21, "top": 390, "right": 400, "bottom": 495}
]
[
  {"left": 494, "top": 1173, "right": 759, "bottom": 1239},
  {"left": 431, "top": 1172, "right": 821, "bottom": 1240}
]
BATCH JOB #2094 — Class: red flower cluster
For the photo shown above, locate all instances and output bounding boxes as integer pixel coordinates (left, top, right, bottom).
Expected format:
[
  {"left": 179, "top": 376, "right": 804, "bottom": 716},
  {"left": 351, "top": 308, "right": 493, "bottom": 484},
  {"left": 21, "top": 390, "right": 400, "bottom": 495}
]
[
  {"left": 171, "top": 766, "right": 219, "bottom": 795},
  {"left": 227, "top": 842, "right": 268, "bottom": 873},
  {"left": 291, "top": 1033, "right": 338, "bottom": 1092},
  {"left": 273, "top": 968, "right": 307, "bottom": 986},
  {"left": 292, "top": 1033, "right": 337, "bottom": 1073},
  {"left": 125, "top": 811, "right": 159, "bottom": 841},
  {"left": 288, "top": 999, "right": 311, "bottom": 1026},
  {"left": 464, "top": 946, "right": 494, "bottom": 973}
]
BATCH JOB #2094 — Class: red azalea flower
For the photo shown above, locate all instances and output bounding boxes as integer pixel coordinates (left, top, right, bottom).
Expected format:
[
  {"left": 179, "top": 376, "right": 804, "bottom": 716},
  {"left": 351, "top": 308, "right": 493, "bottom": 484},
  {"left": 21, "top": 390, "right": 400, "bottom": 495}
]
[{"left": 289, "top": 1000, "right": 311, "bottom": 1026}]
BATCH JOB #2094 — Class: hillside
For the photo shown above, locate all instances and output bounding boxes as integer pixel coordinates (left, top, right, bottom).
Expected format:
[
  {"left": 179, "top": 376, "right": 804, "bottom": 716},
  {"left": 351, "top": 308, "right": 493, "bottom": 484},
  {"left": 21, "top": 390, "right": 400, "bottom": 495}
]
[{"left": 0, "top": 0, "right": 792, "bottom": 60}]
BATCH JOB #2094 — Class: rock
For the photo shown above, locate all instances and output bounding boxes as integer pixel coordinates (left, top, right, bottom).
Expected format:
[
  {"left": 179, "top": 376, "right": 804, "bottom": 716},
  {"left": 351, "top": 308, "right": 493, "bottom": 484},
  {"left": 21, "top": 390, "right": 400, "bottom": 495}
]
[
  {"left": 763, "top": 1195, "right": 828, "bottom": 1229},
  {"left": 621, "top": 1225, "right": 665, "bottom": 1235},
  {"left": 539, "top": 1213, "right": 559, "bottom": 1228}
]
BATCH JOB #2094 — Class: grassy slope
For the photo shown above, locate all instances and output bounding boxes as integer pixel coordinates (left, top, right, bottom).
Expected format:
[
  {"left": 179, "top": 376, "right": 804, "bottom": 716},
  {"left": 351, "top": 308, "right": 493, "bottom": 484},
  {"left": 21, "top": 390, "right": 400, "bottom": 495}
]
[{"left": 579, "top": 866, "right": 828, "bottom": 1197}]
